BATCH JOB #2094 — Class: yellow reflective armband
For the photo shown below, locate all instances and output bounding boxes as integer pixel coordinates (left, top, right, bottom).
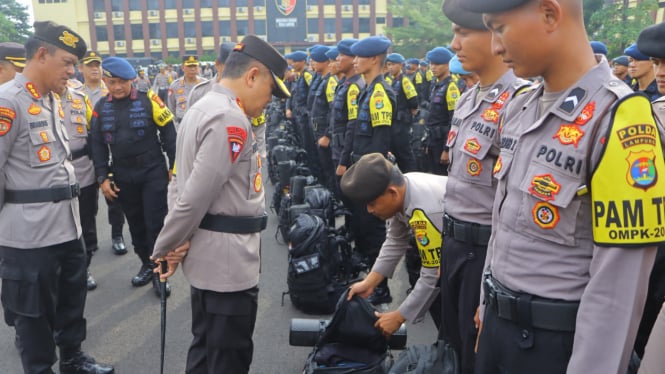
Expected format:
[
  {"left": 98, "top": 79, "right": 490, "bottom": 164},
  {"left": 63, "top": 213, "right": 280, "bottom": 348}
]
[
  {"left": 591, "top": 94, "right": 665, "bottom": 246},
  {"left": 347, "top": 83, "right": 360, "bottom": 121},
  {"left": 409, "top": 209, "right": 442, "bottom": 268},
  {"left": 369, "top": 83, "right": 392, "bottom": 127},
  {"left": 414, "top": 72, "right": 423, "bottom": 85},
  {"left": 304, "top": 71, "right": 313, "bottom": 86},
  {"left": 251, "top": 112, "right": 266, "bottom": 127},
  {"left": 402, "top": 76, "right": 418, "bottom": 100},
  {"left": 446, "top": 82, "right": 461, "bottom": 111},
  {"left": 326, "top": 77, "right": 338, "bottom": 103},
  {"left": 148, "top": 89, "right": 174, "bottom": 127},
  {"left": 84, "top": 95, "right": 93, "bottom": 128}
]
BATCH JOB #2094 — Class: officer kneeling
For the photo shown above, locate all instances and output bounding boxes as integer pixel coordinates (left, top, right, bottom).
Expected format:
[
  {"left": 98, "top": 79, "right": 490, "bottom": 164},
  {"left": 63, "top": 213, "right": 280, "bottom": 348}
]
[{"left": 342, "top": 153, "right": 446, "bottom": 336}]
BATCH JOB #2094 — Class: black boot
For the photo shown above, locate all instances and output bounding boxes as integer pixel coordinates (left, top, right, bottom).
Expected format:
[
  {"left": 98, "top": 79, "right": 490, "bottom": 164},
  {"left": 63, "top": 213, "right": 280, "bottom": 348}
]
[
  {"left": 111, "top": 236, "right": 127, "bottom": 255},
  {"left": 60, "top": 351, "right": 114, "bottom": 374},
  {"left": 152, "top": 274, "right": 171, "bottom": 298},
  {"left": 86, "top": 271, "right": 97, "bottom": 291},
  {"left": 131, "top": 263, "right": 153, "bottom": 287}
]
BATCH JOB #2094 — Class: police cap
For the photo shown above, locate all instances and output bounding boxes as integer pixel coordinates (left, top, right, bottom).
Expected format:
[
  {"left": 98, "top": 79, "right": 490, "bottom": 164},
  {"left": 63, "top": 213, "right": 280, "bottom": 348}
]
[
  {"left": 232, "top": 35, "right": 290, "bottom": 98},
  {"left": 461, "top": 0, "right": 531, "bottom": 13},
  {"left": 442, "top": 0, "right": 487, "bottom": 30},
  {"left": 217, "top": 41, "right": 236, "bottom": 64},
  {"left": 325, "top": 47, "right": 339, "bottom": 61},
  {"left": 32, "top": 21, "right": 87, "bottom": 60},
  {"left": 426, "top": 47, "right": 453, "bottom": 65},
  {"left": 612, "top": 56, "right": 629, "bottom": 67},
  {"left": 0, "top": 42, "right": 26, "bottom": 68},
  {"left": 183, "top": 54, "right": 199, "bottom": 66},
  {"left": 637, "top": 22, "right": 665, "bottom": 59},
  {"left": 309, "top": 45, "right": 331, "bottom": 62},
  {"left": 386, "top": 53, "right": 405, "bottom": 64},
  {"left": 624, "top": 43, "right": 650, "bottom": 61},
  {"left": 419, "top": 60, "right": 429, "bottom": 66},
  {"left": 340, "top": 153, "right": 394, "bottom": 204},
  {"left": 337, "top": 39, "right": 358, "bottom": 57},
  {"left": 590, "top": 41, "right": 608, "bottom": 56},
  {"left": 450, "top": 55, "right": 471, "bottom": 75},
  {"left": 102, "top": 57, "right": 137, "bottom": 80},
  {"left": 350, "top": 36, "right": 392, "bottom": 58},
  {"left": 81, "top": 50, "right": 102, "bottom": 65},
  {"left": 286, "top": 50, "right": 308, "bottom": 62}
]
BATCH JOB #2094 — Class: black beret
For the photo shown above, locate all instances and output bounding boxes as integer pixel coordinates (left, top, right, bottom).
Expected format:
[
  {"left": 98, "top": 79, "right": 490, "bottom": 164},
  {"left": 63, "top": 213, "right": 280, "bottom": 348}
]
[
  {"left": 461, "top": 0, "right": 531, "bottom": 13},
  {"left": 232, "top": 35, "right": 290, "bottom": 98},
  {"left": 32, "top": 21, "right": 87, "bottom": 60},
  {"left": 443, "top": 0, "right": 487, "bottom": 30},
  {"left": 637, "top": 21, "right": 665, "bottom": 59},
  {"left": 0, "top": 42, "right": 26, "bottom": 68},
  {"left": 217, "top": 41, "right": 236, "bottom": 63},
  {"left": 340, "top": 153, "right": 393, "bottom": 204}
]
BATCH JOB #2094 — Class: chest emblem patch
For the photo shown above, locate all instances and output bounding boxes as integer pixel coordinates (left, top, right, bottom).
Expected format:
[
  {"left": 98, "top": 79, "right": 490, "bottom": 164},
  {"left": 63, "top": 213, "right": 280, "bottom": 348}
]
[
  {"left": 37, "top": 145, "right": 51, "bottom": 162},
  {"left": 467, "top": 158, "right": 482, "bottom": 177},
  {"left": 627, "top": 150, "right": 657, "bottom": 190},
  {"left": 553, "top": 124, "right": 585, "bottom": 148},
  {"left": 532, "top": 202, "right": 559, "bottom": 229},
  {"left": 464, "top": 138, "right": 481, "bottom": 155},
  {"left": 529, "top": 174, "right": 561, "bottom": 201}
]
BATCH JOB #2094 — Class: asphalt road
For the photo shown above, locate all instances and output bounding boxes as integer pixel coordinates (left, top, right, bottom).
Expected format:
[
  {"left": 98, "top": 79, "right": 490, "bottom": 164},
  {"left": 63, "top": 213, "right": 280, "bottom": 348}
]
[{"left": 0, "top": 183, "right": 438, "bottom": 374}]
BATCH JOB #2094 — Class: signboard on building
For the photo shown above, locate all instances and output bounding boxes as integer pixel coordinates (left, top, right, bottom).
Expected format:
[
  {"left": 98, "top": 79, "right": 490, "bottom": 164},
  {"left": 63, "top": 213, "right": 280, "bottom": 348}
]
[{"left": 268, "top": 0, "right": 306, "bottom": 43}]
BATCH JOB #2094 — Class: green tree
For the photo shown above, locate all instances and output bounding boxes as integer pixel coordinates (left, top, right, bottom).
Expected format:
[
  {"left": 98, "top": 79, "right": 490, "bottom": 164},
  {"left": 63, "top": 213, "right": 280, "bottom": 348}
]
[
  {"left": 587, "top": 0, "right": 658, "bottom": 57},
  {"left": 0, "top": 0, "right": 31, "bottom": 43},
  {"left": 583, "top": 0, "right": 605, "bottom": 30},
  {"left": 384, "top": 0, "right": 453, "bottom": 59}
]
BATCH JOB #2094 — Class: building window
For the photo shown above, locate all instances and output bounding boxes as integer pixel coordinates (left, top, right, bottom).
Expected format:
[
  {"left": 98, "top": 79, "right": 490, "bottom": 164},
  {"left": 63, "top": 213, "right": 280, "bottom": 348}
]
[
  {"left": 323, "top": 18, "right": 335, "bottom": 33},
  {"left": 323, "top": 0, "right": 336, "bottom": 4},
  {"left": 147, "top": 0, "right": 159, "bottom": 10},
  {"left": 393, "top": 17, "right": 404, "bottom": 27},
  {"left": 358, "top": 0, "right": 370, "bottom": 4},
  {"left": 359, "top": 18, "right": 370, "bottom": 33},
  {"left": 96, "top": 26, "right": 108, "bottom": 42},
  {"left": 183, "top": 0, "right": 196, "bottom": 8},
  {"left": 148, "top": 23, "right": 162, "bottom": 38},
  {"left": 164, "top": 0, "right": 177, "bottom": 9},
  {"left": 200, "top": 0, "right": 212, "bottom": 7},
  {"left": 236, "top": 20, "right": 249, "bottom": 36},
  {"left": 376, "top": 17, "right": 386, "bottom": 24},
  {"left": 307, "top": 18, "right": 317, "bottom": 34},
  {"left": 111, "top": 0, "right": 123, "bottom": 12},
  {"left": 129, "top": 2, "right": 142, "bottom": 10},
  {"left": 131, "top": 24, "right": 143, "bottom": 40},
  {"left": 254, "top": 19, "right": 266, "bottom": 35},
  {"left": 236, "top": 0, "right": 248, "bottom": 6},
  {"left": 166, "top": 23, "right": 179, "bottom": 38},
  {"left": 92, "top": 0, "right": 105, "bottom": 12},
  {"left": 201, "top": 21, "right": 213, "bottom": 37},
  {"left": 184, "top": 22, "right": 197, "bottom": 38},
  {"left": 113, "top": 25, "right": 125, "bottom": 40},
  {"left": 218, "top": 0, "right": 230, "bottom": 6},
  {"left": 341, "top": 18, "right": 353, "bottom": 33},
  {"left": 219, "top": 20, "right": 231, "bottom": 35}
]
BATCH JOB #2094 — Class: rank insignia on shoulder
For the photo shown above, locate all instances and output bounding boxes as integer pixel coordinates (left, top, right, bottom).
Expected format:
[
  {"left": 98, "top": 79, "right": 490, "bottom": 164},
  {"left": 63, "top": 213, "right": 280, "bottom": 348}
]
[{"left": 227, "top": 126, "right": 247, "bottom": 163}]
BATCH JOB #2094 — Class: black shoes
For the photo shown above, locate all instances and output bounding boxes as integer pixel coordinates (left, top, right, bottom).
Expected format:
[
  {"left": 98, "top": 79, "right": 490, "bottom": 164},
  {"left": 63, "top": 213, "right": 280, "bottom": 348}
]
[
  {"left": 152, "top": 274, "right": 171, "bottom": 298},
  {"left": 367, "top": 287, "right": 392, "bottom": 305},
  {"left": 131, "top": 264, "right": 154, "bottom": 287},
  {"left": 111, "top": 236, "right": 127, "bottom": 255},
  {"left": 60, "top": 351, "right": 114, "bottom": 374},
  {"left": 87, "top": 271, "right": 97, "bottom": 291}
]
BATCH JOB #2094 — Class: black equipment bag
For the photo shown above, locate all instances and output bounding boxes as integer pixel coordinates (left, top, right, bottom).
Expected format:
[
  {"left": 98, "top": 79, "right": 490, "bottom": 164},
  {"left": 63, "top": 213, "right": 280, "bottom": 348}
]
[
  {"left": 303, "top": 290, "right": 393, "bottom": 373},
  {"left": 388, "top": 339, "right": 459, "bottom": 374},
  {"left": 304, "top": 186, "right": 335, "bottom": 227}
]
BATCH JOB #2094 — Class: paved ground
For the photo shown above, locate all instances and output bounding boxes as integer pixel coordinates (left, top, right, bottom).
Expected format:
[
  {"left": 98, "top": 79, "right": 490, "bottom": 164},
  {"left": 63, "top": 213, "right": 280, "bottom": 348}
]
[{"left": 0, "top": 183, "right": 438, "bottom": 374}]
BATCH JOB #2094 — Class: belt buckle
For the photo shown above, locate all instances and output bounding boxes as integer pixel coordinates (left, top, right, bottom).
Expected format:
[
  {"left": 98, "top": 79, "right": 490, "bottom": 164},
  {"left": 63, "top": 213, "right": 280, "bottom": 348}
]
[{"left": 71, "top": 183, "right": 81, "bottom": 198}]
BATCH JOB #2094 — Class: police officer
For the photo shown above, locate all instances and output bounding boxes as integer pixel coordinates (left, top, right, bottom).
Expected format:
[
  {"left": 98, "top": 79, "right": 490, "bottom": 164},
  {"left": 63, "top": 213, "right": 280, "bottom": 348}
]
[
  {"left": 386, "top": 52, "right": 419, "bottom": 172},
  {"left": 134, "top": 69, "right": 151, "bottom": 92},
  {"left": 152, "top": 35, "right": 290, "bottom": 374},
  {"left": 152, "top": 65, "right": 171, "bottom": 102},
  {"left": 612, "top": 55, "right": 631, "bottom": 84},
  {"left": 79, "top": 50, "right": 127, "bottom": 256},
  {"left": 339, "top": 36, "right": 397, "bottom": 305},
  {"left": 625, "top": 43, "right": 661, "bottom": 101},
  {"left": 344, "top": 153, "right": 444, "bottom": 334},
  {"left": 90, "top": 57, "right": 176, "bottom": 298},
  {"left": 187, "top": 42, "right": 236, "bottom": 107},
  {"left": 167, "top": 54, "right": 206, "bottom": 130},
  {"left": 0, "top": 20, "right": 114, "bottom": 374},
  {"left": 440, "top": 2, "right": 528, "bottom": 372},
  {"left": 460, "top": 0, "right": 662, "bottom": 372},
  {"left": 285, "top": 50, "right": 314, "bottom": 151},
  {"left": 424, "top": 46, "right": 460, "bottom": 176},
  {"left": 0, "top": 42, "right": 25, "bottom": 85}
]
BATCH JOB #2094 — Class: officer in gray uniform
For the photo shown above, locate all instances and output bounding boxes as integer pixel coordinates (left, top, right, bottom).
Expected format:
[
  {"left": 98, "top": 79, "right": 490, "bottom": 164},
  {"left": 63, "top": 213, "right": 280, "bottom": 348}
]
[
  {"left": 187, "top": 42, "right": 235, "bottom": 108},
  {"left": 461, "top": 1, "right": 662, "bottom": 373},
  {"left": 0, "top": 42, "right": 25, "bottom": 85},
  {"left": 0, "top": 21, "right": 113, "bottom": 374},
  {"left": 152, "top": 65, "right": 171, "bottom": 102},
  {"left": 167, "top": 54, "right": 206, "bottom": 130},
  {"left": 440, "top": 2, "right": 528, "bottom": 372},
  {"left": 344, "top": 153, "right": 445, "bottom": 335},
  {"left": 152, "top": 35, "right": 290, "bottom": 374}
]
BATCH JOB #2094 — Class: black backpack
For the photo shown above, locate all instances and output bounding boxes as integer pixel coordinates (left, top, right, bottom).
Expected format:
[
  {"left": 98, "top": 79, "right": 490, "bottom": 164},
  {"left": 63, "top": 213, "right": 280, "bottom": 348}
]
[
  {"left": 388, "top": 340, "right": 459, "bottom": 374},
  {"left": 304, "top": 186, "right": 335, "bottom": 227},
  {"left": 286, "top": 214, "right": 343, "bottom": 314},
  {"left": 303, "top": 290, "right": 393, "bottom": 373}
]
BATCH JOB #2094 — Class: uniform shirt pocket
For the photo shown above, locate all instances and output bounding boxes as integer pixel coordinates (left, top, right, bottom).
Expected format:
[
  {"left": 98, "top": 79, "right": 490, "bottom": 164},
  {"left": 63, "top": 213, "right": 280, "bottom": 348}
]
[
  {"left": 0, "top": 263, "right": 40, "bottom": 318},
  {"left": 28, "top": 128, "right": 58, "bottom": 167}
]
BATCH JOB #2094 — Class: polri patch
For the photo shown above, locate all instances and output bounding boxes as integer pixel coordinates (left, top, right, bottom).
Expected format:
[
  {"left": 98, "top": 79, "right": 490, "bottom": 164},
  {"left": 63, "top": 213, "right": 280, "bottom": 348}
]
[
  {"left": 574, "top": 101, "right": 595, "bottom": 125},
  {"left": 553, "top": 124, "right": 585, "bottom": 148},
  {"left": 227, "top": 126, "right": 247, "bottom": 163},
  {"left": 467, "top": 158, "right": 482, "bottom": 176},
  {"left": 37, "top": 145, "right": 51, "bottom": 162},
  {"left": 529, "top": 174, "right": 561, "bottom": 201},
  {"left": 532, "top": 202, "right": 559, "bottom": 229},
  {"left": 28, "top": 103, "right": 41, "bottom": 115},
  {"left": 481, "top": 108, "right": 499, "bottom": 123},
  {"left": 464, "top": 138, "right": 481, "bottom": 155},
  {"left": 626, "top": 150, "right": 657, "bottom": 190}
]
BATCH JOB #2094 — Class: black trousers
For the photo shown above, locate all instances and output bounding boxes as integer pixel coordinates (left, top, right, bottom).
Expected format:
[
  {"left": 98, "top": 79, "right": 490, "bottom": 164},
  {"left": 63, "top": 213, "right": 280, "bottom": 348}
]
[
  {"left": 106, "top": 196, "right": 125, "bottom": 239},
  {"left": 316, "top": 144, "right": 335, "bottom": 193},
  {"left": 0, "top": 239, "right": 87, "bottom": 374},
  {"left": 391, "top": 121, "right": 416, "bottom": 173},
  {"left": 186, "top": 286, "right": 259, "bottom": 374},
  {"left": 115, "top": 164, "right": 168, "bottom": 264},
  {"left": 427, "top": 142, "right": 448, "bottom": 176},
  {"left": 635, "top": 245, "right": 665, "bottom": 357},
  {"left": 440, "top": 235, "right": 487, "bottom": 374},
  {"left": 79, "top": 184, "right": 99, "bottom": 264}
]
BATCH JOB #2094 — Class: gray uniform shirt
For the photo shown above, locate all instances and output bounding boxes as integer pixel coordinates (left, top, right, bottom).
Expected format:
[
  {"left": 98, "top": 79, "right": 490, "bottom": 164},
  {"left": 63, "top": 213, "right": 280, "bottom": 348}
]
[
  {"left": 61, "top": 88, "right": 94, "bottom": 188},
  {"left": 484, "top": 59, "right": 657, "bottom": 374},
  {"left": 372, "top": 172, "right": 446, "bottom": 323},
  {"left": 0, "top": 73, "right": 81, "bottom": 248},
  {"left": 152, "top": 73, "right": 170, "bottom": 91},
  {"left": 153, "top": 83, "right": 264, "bottom": 293},
  {"left": 167, "top": 76, "right": 206, "bottom": 128},
  {"left": 445, "top": 70, "right": 525, "bottom": 225},
  {"left": 81, "top": 82, "right": 108, "bottom": 106}
]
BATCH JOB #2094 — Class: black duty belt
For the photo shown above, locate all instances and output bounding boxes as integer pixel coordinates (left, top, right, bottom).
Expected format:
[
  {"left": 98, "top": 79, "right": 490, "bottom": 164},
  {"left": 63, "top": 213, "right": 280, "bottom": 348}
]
[
  {"left": 5, "top": 184, "right": 81, "bottom": 204},
  {"left": 71, "top": 145, "right": 89, "bottom": 160},
  {"left": 443, "top": 214, "right": 491, "bottom": 246},
  {"left": 199, "top": 213, "right": 268, "bottom": 234},
  {"left": 483, "top": 273, "right": 579, "bottom": 332}
]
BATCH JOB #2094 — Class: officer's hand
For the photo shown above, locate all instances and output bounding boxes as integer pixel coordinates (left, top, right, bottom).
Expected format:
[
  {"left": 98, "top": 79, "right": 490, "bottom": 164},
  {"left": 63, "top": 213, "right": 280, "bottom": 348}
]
[
  {"left": 474, "top": 307, "right": 483, "bottom": 353},
  {"left": 374, "top": 310, "right": 405, "bottom": 337},
  {"left": 285, "top": 109, "right": 293, "bottom": 119},
  {"left": 153, "top": 241, "right": 190, "bottom": 280},
  {"left": 440, "top": 150, "right": 449, "bottom": 165},
  {"left": 318, "top": 136, "right": 330, "bottom": 148},
  {"left": 168, "top": 170, "right": 173, "bottom": 182},
  {"left": 348, "top": 280, "right": 374, "bottom": 300},
  {"left": 335, "top": 165, "right": 347, "bottom": 176},
  {"left": 100, "top": 179, "right": 119, "bottom": 201}
]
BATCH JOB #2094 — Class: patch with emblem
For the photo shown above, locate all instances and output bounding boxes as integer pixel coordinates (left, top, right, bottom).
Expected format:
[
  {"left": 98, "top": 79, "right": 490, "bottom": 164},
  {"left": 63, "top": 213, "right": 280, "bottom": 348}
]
[
  {"left": 227, "top": 126, "right": 247, "bottom": 163},
  {"left": 493, "top": 91, "right": 510, "bottom": 109},
  {"left": 617, "top": 124, "right": 657, "bottom": 149},
  {"left": 179, "top": 103, "right": 186, "bottom": 109},
  {"left": 467, "top": 158, "right": 482, "bottom": 176},
  {"left": 25, "top": 82, "right": 41, "bottom": 99},
  {"left": 0, "top": 107, "right": 16, "bottom": 136},
  {"left": 529, "top": 174, "right": 561, "bottom": 201},
  {"left": 574, "top": 101, "right": 595, "bottom": 125},
  {"left": 58, "top": 105, "right": 64, "bottom": 118},
  {"left": 464, "top": 138, "right": 481, "bottom": 155},
  {"left": 151, "top": 93, "right": 166, "bottom": 108},
  {"left": 39, "top": 131, "right": 49, "bottom": 142},
  {"left": 532, "top": 202, "right": 559, "bottom": 229},
  {"left": 28, "top": 103, "right": 41, "bottom": 115},
  {"left": 254, "top": 172, "right": 262, "bottom": 192},
  {"left": 71, "top": 99, "right": 83, "bottom": 110},
  {"left": 59, "top": 30, "right": 79, "bottom": 48},
  {"left": 0, "top": 120, "right": 11, "bottom": 136},
  {"left": 446, "top": 129, "right": 457, "bottom": 146},
  {"left": 493, "top": 156, "right": 503, "bottom": 175},
  {"left": 553, "top": 124, "right": 585, "bottom": 148},
  {"left": 177, "top": 88, "right": 184, "bottom": 95},
  {"left": 77, "top": 125, "right": 84, "bottom": 134},
  {"left": 481, "top": 108, "right": 499, "bottom": 123},
  {"left": 374, "top": 97, "right": 384, "bottom": 109},
  {"left": 37, "top": 145, "right": 51, "bottom": 162},
  {"left": 626, "top": 150, "right": 658, "bottom": 190},
  {"left": 177, "top": 96, "right": 186, "bottom": 103}
]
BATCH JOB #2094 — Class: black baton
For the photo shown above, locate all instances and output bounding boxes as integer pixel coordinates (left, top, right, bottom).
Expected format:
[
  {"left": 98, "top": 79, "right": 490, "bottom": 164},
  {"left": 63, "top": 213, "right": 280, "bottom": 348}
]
[{"left": 159, "top": 260, "right": 168, "bottom": 374}]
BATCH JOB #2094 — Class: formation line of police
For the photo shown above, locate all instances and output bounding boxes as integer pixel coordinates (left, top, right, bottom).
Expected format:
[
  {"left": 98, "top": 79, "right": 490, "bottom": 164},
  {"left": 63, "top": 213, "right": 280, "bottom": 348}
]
[{"left": 3, "top": 0, "right": 665, "bottom": 372}]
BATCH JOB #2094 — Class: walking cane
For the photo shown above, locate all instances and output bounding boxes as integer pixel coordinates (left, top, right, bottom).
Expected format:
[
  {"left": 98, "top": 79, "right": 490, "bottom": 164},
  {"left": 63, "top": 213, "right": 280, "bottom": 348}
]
[{"left": 159, "top": 260, "right": 168, "bottom": 374}]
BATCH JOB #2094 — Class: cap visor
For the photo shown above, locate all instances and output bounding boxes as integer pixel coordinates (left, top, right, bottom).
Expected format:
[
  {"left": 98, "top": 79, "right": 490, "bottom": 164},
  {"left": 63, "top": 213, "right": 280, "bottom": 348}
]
[
  {"left": 184, "top": 62, "right": 199, "bottom": 66},
  {"left": 10, "top": 61, "right": 26, "bottom": 68},
  {"left": 271, "top": 71, "right": 291, "bottom": 98},
  {"left": 83, "top": 59, "right": 101, "bottom": 64}
]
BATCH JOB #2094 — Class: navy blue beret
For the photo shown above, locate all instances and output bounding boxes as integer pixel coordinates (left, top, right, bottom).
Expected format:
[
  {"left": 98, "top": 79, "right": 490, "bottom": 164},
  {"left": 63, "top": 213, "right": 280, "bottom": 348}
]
[
  {"left": 461, "top": 0, "right": 530, "bottom": 13},
  {"left": 590, "top": 41, "right": 608, "bottom": 56},
  {"left": 386, "top": 53, "right": 405, "bottom": 64},
  {"left": 450, "top": 55, "right": 471, "bottom": 75},
  {"left": 286, "top": 51, "right": 308, "bottom": 62},
  {"left": 337, "top": 39, "right": 358, "bottom": 56},
  {"left": 102, "top": 57, "right": 137, "bottom": 80},
  {"left": 406, "top": 58, "right": 420, "bottom": 65},
  {"left": 419, "top": 60, "right": 428, "bottom": 66},
  {"left": 310, "top": 45, "right": 331, "bottom": 62},
  {"left": 612, "top": 56, "right": 629, "bottom": 67},
  {"left": 350, "top": 36, "right": 392, "bottom": 57},
  {"left": 624, "top": 43, "right": 650, "bottom": 61},
  {"left": 637, "top": 21, "right": 665, "bottom": 59},
  {"left": 443, "top": 0, "right": 487, "bottom": 30},
  {"left": 426, "top": 47, "right": 453, "bottom": 65},
  {"left": 325, "top": 47, "right": 339, "bottom": 60}
]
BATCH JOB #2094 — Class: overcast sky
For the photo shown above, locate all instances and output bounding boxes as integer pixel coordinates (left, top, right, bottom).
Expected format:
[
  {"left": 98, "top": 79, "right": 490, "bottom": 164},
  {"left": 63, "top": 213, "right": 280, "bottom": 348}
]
[{"left": 18, "top": 0, "right": 34, "bottom": 23}]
